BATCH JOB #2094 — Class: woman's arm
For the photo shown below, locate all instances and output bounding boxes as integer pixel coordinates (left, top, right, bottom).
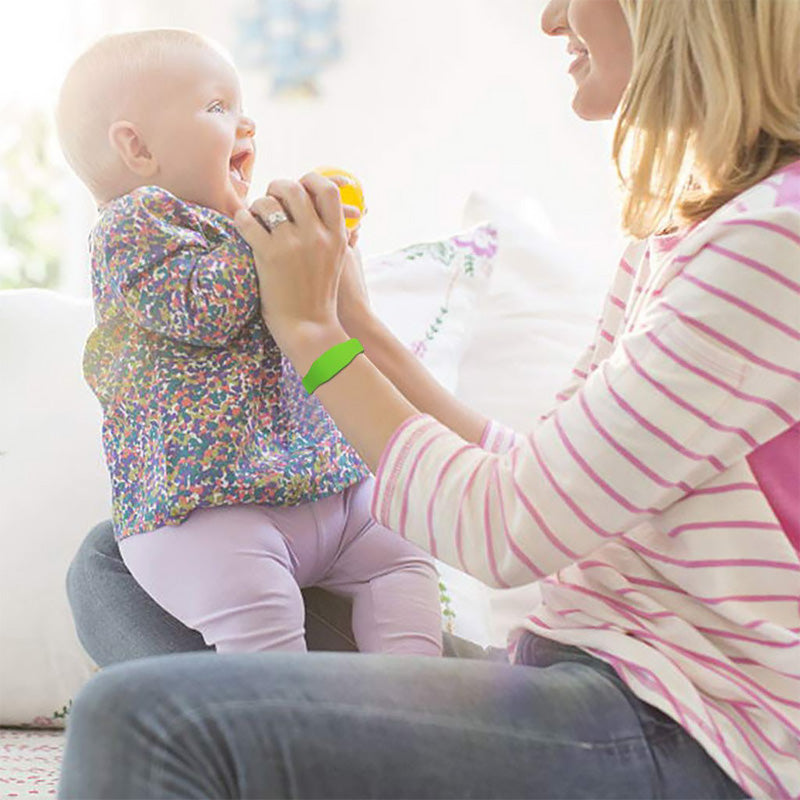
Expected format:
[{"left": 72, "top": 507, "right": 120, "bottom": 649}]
[
  {"left": 370, "top": 205, "right": 800, "bottom": 587},
  {"left": 281, "top": 320, "right": 420, "bottom": 473},
  {"left": 283, "top": 312, "right": 488, "bottom": 473},
  {"left": 334, "top": 241, "right": 489, "bottom": 448},
  {"left": 343, "top": 310, "right": 489, "bottom": 448}
]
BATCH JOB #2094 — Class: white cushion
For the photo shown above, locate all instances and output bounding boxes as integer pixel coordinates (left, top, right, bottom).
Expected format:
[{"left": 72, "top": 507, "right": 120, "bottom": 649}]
[
  {"left": 457, "top": 191, "right": 609, "bottom": 430},
  {"left": 0, "top": 289, "right": 104, "bottom": 726},
  {"left": 0, "top": 227, "right": 495, "bottom": 725},
  {"left": 364, "top": 222, "right": 496, "bottom": 390}
]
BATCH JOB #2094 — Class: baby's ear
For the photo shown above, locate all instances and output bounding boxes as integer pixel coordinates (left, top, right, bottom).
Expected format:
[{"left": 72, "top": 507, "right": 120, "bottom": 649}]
[{"left": 108, "top": 121, "right": 157, "bottom": 178}]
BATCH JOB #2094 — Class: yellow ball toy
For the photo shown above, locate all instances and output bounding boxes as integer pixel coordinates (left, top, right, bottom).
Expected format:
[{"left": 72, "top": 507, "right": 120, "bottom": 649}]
[{"left": 314, "top": 166, "right": 365, "bottom": 230}]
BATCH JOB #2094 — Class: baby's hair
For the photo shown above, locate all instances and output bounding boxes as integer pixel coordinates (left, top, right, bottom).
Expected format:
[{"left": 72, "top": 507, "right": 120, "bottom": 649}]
[
  {"left": 613, "top": 0, "right": 800, "bottom": 238},
  {"left": 55, "top": 28, "right": 229, "bottom": 203}
]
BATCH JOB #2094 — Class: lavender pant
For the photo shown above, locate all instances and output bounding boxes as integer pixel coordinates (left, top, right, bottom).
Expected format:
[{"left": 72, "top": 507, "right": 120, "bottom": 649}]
[{"left": 119, "top": 478, "right": 443, "bottom": 656}]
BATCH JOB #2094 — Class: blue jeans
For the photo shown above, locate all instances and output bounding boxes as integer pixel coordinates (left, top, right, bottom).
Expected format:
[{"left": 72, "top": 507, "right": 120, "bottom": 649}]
[{"left": 59, "top": 521, "right": 747, "bottom": 799}]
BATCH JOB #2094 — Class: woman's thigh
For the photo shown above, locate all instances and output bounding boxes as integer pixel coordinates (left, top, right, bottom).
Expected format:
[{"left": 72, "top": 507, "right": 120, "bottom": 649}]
[{"left": 58, "top": 648, "right": 745, "bottom": 800}]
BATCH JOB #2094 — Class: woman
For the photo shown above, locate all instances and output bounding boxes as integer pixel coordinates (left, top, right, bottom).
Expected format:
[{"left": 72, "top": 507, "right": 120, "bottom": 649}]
[{"left": 59, "top": 0, "right": 799, "bottom": 797}]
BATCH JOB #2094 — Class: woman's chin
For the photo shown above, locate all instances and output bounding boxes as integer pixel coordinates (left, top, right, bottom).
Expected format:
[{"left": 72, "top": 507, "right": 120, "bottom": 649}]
[
  {"left": 570, "top": 72, "right": 625, "bottom": 121},
  {"left": 571, "top": 90, "right": 615, "bottom": 121}
]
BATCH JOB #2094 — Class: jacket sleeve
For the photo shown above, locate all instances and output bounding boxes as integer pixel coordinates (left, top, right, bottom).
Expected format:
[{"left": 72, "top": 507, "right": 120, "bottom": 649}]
[
  {"left": 95, "top": 187, "right": 260, "bottom": 347},
  {"left": 371, "top": 207, "right": 800, "bottom": 588}
]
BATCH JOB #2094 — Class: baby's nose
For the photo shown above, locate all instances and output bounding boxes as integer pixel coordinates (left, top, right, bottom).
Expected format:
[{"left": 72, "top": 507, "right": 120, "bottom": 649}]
[{"left": 238, "top": 115, "right": 256, "bottom": 137}]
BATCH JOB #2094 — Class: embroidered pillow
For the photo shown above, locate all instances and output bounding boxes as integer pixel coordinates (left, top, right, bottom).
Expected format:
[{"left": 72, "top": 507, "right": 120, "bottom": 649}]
[{"left": 365, "top": 222, "right": 498, "bottom": 391}]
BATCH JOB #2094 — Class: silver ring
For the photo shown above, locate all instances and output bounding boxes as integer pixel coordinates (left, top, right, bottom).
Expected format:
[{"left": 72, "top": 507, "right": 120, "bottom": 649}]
[{"left": 265, "top": 210, "right": 290, "bottom": 231}]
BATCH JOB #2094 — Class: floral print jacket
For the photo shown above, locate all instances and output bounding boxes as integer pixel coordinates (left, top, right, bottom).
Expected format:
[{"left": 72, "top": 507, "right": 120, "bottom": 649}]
[{"left": 84, "top": 186, "right": 370, "bottom": 540}]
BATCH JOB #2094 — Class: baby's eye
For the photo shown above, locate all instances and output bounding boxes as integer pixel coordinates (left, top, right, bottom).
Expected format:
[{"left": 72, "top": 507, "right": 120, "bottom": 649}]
[{"left": 207, "top": 101, "right": 226, "bottom": 114}]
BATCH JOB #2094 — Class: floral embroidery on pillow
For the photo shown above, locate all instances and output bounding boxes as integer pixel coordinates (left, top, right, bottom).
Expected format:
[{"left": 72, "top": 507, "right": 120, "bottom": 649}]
[{"left": 403, "top": 223, "right": 498, "bottom": 359}]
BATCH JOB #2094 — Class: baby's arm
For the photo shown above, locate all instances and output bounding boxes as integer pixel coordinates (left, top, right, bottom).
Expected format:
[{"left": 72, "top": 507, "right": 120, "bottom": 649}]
[{"left": 98, "top": 187, "right": 259, "bottom": 347}]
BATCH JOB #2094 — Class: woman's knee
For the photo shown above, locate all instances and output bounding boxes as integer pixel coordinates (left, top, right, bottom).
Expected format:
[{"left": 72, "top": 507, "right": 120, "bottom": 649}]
[
  {"left": 71, "top": 652, "right": 218, "bottom": 727},
  {"left": 66, "top": 656, "right": 158, "bottom": 751}
]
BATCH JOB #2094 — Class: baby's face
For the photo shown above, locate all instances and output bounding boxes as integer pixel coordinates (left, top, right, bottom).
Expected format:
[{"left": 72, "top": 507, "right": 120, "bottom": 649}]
[{"left": 137, "top": 45, "right": 256, "bottom": 218}]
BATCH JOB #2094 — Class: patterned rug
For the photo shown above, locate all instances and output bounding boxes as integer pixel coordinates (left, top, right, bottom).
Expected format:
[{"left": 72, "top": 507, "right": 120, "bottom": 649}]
[{"left": 0, "top": 729, "right": 64, "bottom": 798}]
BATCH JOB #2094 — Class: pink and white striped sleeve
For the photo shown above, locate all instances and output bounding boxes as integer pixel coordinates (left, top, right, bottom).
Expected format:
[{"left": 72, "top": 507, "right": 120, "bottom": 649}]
[{"left": 371, "top": 206, "right": 800, "bottom": 588}]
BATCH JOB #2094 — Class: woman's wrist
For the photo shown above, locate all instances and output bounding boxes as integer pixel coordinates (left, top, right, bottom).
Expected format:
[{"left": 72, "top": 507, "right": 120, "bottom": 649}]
[
  {"left": 338, "top": 308, "right": 488, "bottom": 446},
  {"left": 339, "top": 303, "right": 377, "bottom": 341},
  {"left": 277, "top": 318, "right": 352, "bottom": 377}
]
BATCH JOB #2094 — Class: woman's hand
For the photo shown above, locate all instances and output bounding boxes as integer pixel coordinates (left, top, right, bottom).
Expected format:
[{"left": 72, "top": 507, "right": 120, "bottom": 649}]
[
  {"left": 233, "top": 172, "right": 347, "bottom": 352},
  {"left": 338, "top": 242, "right": 373, "bottom": 337}
]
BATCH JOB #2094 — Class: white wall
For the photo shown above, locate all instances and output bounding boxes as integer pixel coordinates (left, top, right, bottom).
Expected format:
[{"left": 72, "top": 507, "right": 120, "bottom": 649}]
[
  {"left": 5, "top": 0, "right": 630, "bottom": 646},
  {"left": 43, "top": 0, "right": 625, "bottom": 293}
]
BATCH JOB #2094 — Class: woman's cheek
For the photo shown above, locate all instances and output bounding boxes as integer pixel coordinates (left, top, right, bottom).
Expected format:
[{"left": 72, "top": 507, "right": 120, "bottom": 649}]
[{"left": 574, "top": 57, "right": 630, "bottom": 121}]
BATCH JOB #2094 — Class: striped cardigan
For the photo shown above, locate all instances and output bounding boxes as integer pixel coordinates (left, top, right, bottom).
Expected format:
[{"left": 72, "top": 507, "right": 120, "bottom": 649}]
[{"left": 371, "top": 160, "right": 800, "bottom": 799}]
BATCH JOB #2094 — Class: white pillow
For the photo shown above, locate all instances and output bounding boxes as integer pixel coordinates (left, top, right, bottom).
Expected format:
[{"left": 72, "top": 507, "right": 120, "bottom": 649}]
[
  {"left": 457, "top": 191, "right": 610, "bottom": 430},
  {"left": 0, "top": 227, "right": 496, "bottom": 725},
  {"left": 365, "top": 222, "right": 497, "bottom": 391},
  {"left": 0, "top": 289, "right": 104, "bottom": 726}
]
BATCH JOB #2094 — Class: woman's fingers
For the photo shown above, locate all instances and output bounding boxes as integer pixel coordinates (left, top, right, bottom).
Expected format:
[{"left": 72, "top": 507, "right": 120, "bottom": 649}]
[
  {"left": 233, "top": 203, "right": 272, "bottom": 246},
  {"left": 233, "top": 176, "right": 348, "bottom": 348},
  {"left": 247, "top": 176, "right": 356, "bottom": 238},
  {"left": 247, "top": 195, "right": 293, "bottom": 233},
  {"left": 265, "top": 178, "right": 316, "bottom": 229},
  {"left": 300, "top": 171, "right": 346, "bottom": 233}
]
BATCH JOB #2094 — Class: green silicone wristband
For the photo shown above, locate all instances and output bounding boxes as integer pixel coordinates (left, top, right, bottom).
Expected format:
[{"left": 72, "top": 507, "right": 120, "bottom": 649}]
[{"left": 302, "top": 338, "right": 365, "bottom": 394}]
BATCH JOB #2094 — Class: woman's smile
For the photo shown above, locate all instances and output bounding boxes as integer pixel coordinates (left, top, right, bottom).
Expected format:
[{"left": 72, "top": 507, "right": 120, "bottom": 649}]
[
  {"left": 568, "top": 51, "right": 589, "bottom": 75},
  {"left": 566, "top": 40, "right": 590, "bottom": 76}
]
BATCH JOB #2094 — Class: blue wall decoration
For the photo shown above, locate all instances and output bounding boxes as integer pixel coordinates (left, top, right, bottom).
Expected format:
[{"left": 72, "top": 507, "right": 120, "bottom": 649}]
[{"left": 236, "top": 0, "right": 342, "bottom": 96}]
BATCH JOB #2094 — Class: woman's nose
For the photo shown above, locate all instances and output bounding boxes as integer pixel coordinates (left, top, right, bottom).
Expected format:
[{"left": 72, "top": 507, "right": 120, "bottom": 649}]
[
  {"left": 238, "top": 115, "right": 256, "bottom": 138},
  {"left": 541, "top": 0, "right": 569, "bottom": 36}
]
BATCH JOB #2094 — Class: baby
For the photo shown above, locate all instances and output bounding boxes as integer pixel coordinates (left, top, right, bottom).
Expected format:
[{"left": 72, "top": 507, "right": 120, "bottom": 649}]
[{"left": 56, "top": 28, "right": 443, "bottom": 655}]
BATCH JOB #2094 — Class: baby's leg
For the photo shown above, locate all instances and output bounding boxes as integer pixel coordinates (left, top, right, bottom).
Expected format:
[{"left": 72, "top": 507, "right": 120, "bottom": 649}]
[
  {"left": 118, "top": 505, "right": 307, "bottom": 653},
  {"left": 315, "top": 479, "right": 443, "bottom": 657}
]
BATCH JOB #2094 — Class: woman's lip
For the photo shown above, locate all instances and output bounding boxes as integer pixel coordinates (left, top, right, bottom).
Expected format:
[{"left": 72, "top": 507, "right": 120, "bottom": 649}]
[{"left": 568, "top": 52, "right": 589, "bottom": 74}]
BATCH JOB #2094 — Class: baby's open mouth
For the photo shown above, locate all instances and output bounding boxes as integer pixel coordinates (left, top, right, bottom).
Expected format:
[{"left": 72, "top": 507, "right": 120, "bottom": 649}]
[{"left": 229, "top": 150, "right": 252, "bottom": 192}]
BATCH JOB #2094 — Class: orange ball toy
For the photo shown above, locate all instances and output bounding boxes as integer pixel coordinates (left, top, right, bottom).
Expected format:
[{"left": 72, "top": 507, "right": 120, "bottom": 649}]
[{"left": 314, "top": 166, "right": 365, "bottom": 230}]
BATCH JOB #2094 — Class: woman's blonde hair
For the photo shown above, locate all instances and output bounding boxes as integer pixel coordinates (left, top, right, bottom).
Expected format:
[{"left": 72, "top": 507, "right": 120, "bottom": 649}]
[{"left": 613, "top": 0, "right": 800, "bottom": 239}]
